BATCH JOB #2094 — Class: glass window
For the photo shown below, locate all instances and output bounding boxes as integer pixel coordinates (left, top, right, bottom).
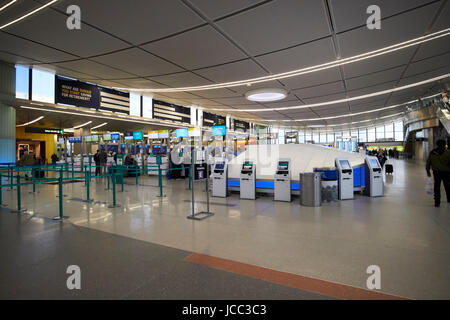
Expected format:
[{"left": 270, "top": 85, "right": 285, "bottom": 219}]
[
  {"left": 394, "top": 121, "right": 403, "bottom": 132},
  {"left": 142, "top": 95, "right": 152, "bottom": 118},
  {"left": 320, "top": 132, "right": 327, "bottom": 143},
  {"left": 385, "top": 123, "right": 394, "bottom": 139},
  {"left": 327, "top": 133, "right": 335, "bottom": 142},
  {"left": 298, "top": 132, "right": 305, "bottom": 143},
  {"left": 313, "top": 132, "right": 319, "bottom": 144},
  {"left": 278, "top": 129, "right": 285, "bottom": 144},
  {"left": 359, "top": 129, "right": 367, "bottom": 142},
  {"left": 32, "top": 68, "right": 55, "bottom": 103},
  {"left": 15, "top": 65, "right": 29, "bottom": 99},
  {"left": 342, "top": 131, "right": 350, "bottom": 138},
  {"left": 395, "top": 131, "right": 404, "bottom": 141},
  {"left": 351, "top": 131, "right": 358, "bottom": 139},
  {"left": 376, "top": 126, "right": 385, "bottom": 140},
  {"left": 367, "top": 127, "right": 376, "bottom": 142},
  {"left": 129, "top": 93, "right": 141, "bottom": 116}
]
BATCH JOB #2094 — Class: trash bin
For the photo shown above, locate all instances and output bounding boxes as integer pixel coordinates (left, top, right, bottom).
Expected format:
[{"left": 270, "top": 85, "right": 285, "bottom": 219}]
[
  {"left": 314, "top": 167, "right": 338, "bottom": 203},
  {"left": 300, "top": 172, "right": 322, "bottom": 207}
]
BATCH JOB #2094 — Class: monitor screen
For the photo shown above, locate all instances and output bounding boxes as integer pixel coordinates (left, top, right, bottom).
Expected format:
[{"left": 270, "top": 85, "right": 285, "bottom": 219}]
[
  {"left": 133, "top": 131, "right": 143, "bottom": 140},
  {"left": 124, "top": 132, "right": 133, "bottom": 140},
  {"left": 176, "top": 128, "right": 189, "bottom": 138},
  {"left": 58, "top": 138, "right": 65, "bottom": 144},
  {"left": 103, "top": 134, "right": 111, "bottom": 141},
  {"left": 215, "top": 162, "right": 225, "bottom": 170},
  {"left": 83, "top": 136, "right": 90, "bottom": 142},
  {"left": 158, "top": 130, "right": 169, "bottom": 139},
  {"left": 278, "top": 161, "right": 289, "bottom": 170},
  {"left": 90, "top": 135, "right": 99, "bottom": 142},
  {"left": 370, "top": 159, "right": 380, "bottom": 168},
  {"left": 242, "top": 162, "right": 253, "bottom": 170},
  {"left": 188, "top": 128, "right": 201, "bottom": 137},
  {"left": 339, "top": 160, "right": 351, "bottom": 170},
  {"left": 212, "top": 125, "right": 226, "bottom": 136},
  {"left": 111, "top": 134, "right": 120, "bottom": 141}
]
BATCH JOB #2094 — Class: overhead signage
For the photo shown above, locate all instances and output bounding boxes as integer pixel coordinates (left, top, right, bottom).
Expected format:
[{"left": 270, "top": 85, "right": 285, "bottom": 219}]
[
  {"left": 188, "top": 127, "right": 201, "bottom": 137},
  {"left": 133, "top": 131, "right": 143, "bottom": 140},
  {"left": 124, "top": 132, "right": 133, "bottom": 141},
  {"left": 203, "top": 111, "right": 226, "bottom": 127},
  {"left": 111, "top": 133, "right": 120, "bottom": 141},
  {"left": 68, "top": 136, "right": 82, "bottom": 143},
  {"left": 176, "top": 128, "right": 189, "bottom": 138},
  {"left": 25, "top": 127, "right": 63, "bottom": 134},
  {"left": 103, "top": 134, "right": 112, "bottom": 141},
  {"left": 148, "top": 130, "right": 159, "bottom": 139},
  {"left": 152, "top": 99, "right": 190, "bottom": 124},
  {"left": 212, "top": 125, "right": 226, "bottom": 136},
  {"left": 234, "top": 119, "right": 249, "bottom": 132},
  {"left": 55, "top": 76, "right": 130, "bottom": 114},
  {"left": 158, "top": 130, "right": 169, "bottom": 139}
]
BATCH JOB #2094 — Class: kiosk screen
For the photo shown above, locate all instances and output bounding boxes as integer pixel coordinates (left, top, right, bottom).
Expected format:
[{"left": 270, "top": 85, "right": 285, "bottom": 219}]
[
  {"left": 339, "top": 160, "right": 351, "bottom": 170},
  {"left": 370, "top": 159, "right": 380, "bottom": 168},
  {"left": 278, "top": 161, "right": 289, "bottom": 170},
  {"left": 215, "top": 162, "right": 225, "bottom": 170},
  {"left": 242, "top": 162, "right": 253, "bottom": 170}
]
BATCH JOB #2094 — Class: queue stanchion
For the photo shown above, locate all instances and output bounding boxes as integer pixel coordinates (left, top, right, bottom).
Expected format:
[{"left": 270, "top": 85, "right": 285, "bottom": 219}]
[
  {"left": 121, "top": 166, "right": 124, "bottom": 192},
  {"left": 53, "top": 169, "right": 67, "bottom": 220},
  {"left": 31, "top": 167, "right": 36, "bottom": 193},
  {"left": 106, "top": 165, "right": 110, "bottom": 191},
  {"left": 14, "top": 175, "right": 26, "bottom": 213},
  {"left": 108, "top": 168, "right": 120, "bottom": 208},
  {"left": 0, "top": 174, "right": 5, "bottom": 207},
  {"left": 157, "top": 164, "right": 165, "bottom": 198},
  {"left": 135, "top": 165, "right": 139, "bottom": 185},
  {"left": 85, "top": 169, "right": 92, "bottom": 203},
  {"left": 9, "top": 166, "right": 13, "bottom": 191}
]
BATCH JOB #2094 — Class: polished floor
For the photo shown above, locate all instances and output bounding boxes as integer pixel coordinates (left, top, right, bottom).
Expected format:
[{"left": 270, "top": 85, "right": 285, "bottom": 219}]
[{"left": 0, "top": 158, "right": 449, "bottom": 299}]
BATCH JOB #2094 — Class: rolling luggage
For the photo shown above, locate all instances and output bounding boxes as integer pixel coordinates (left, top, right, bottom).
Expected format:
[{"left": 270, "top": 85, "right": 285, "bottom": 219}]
[{"left": 385, "top": 164, "right": 393, "bottom": 174}]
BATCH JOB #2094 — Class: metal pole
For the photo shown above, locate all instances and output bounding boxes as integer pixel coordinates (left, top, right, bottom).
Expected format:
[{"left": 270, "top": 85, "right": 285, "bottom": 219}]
[
  {"left": 112, "top": 170, "right": 116, "bottom": 206},
  {"left": 206, "top": 162, "right": 210, "bottom": 213},
  {"left": 32, "top": 167, "right": 36, "bottom": 193},
  {"left": 157, "top": 164, "right": 163, "bottom": 197},
  {"left": 86, "top": 170, "right": 90, "bottom": 202},
  {"left": 58, "top": 170, "right": 63, "bottom": 218},
  {"left": 0, "top": 174, "right": 3, "bottom": 206},
  {"left": 121, "top": 165, "right": 124, "bottom": 192},
  {"left": 190, "top": 151, "right": 195, "bottom": 217}
]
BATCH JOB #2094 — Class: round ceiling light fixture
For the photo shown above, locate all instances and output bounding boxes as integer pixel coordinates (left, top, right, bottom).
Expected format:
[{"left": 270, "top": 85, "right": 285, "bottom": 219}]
[{"left": 245, "top": 88, "right": 287, "bottom": 102}]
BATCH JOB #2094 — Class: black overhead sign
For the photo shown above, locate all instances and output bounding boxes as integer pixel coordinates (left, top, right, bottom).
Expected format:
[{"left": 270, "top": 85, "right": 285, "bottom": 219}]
[
  {"left": 152, "top": 99, "right": 190, "bottom": 124},
  {"left": 203, "top": 111, "right": 226, "bottom": 127},
  {"left": 234, "top": 119, "right": 249, "bottom": 132},
  {"left": 25, "top": 127, "right": 63, "bottom": 134},
  {"left": 55, "top": 76, "right": 130, "bottom": 114}
]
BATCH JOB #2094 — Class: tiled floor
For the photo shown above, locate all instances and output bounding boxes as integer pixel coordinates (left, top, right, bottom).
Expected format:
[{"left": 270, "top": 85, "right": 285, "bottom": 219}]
[{"left": 1, "top": 158, "right": 449, "bottom": 299}]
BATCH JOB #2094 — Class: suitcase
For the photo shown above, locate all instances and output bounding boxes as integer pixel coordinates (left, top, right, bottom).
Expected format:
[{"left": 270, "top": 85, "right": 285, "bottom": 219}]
[{"left": 385, "top": 164, "right": 393, "bottom": 174}]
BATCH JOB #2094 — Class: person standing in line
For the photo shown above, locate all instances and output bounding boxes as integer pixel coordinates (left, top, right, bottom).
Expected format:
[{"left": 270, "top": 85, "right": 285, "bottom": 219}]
[
  {"left": 99, "top": 149, "right": 107, "bottom": 175},
  {"left": 426, "top": 139, "right": 450, "bottom": 207},
  {"left": 94, "top": 150, "right": 101, "bottom": 176}
]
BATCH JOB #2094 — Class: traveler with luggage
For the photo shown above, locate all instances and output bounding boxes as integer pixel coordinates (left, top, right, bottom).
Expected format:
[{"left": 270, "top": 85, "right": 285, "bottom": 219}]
[
  {"left": 94, "top": 150, "right": 101, "bottom": 176},
  {"left": 426, "top": 139, "right": 450, "bottom": 208}
]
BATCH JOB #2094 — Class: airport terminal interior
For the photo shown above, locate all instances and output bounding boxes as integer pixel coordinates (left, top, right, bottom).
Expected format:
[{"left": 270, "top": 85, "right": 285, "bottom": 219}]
[{"left": 0, "top": 0, "right": 450, "bottom": 301}]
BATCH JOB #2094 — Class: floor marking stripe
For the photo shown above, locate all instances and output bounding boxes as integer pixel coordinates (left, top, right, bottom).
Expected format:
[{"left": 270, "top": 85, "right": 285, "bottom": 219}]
[{"left": 185, "top": 253, "right": 409, "bottom": 300}]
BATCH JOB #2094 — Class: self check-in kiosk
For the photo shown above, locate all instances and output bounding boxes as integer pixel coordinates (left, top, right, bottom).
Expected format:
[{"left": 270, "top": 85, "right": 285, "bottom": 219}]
[
  {"left": 212, "top": 159, "right": 228, "bottom": 198},
  {"left": 240, "top": 160, "right": 256, "bottom": 199},
  {"left": 364, "top": 156, "right": 383, "bottom": 197},
  {"left": 274, "top": 159, "right": 291, "bottom": 202},
  {"left": 335, "top": 158, "right": 354, "bottom": 200}
]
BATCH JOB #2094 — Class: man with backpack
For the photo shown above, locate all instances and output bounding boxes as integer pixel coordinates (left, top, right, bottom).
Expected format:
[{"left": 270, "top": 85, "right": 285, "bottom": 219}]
[{"left": 426, "top": 139, "right": 450, "bottom": 207}]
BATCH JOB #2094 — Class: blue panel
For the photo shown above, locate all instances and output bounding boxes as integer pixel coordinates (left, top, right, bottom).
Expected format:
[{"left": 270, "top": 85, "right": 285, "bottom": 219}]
[
  {"left": 256, "top": 181, "right": 274, "bottom": 189},
  {"left": 292, "top": 183, "right": 300, "bottom": 191},
  {"left": 353, "top": 166, "right": 366, "bottom": 187},
  {"left": 228, "top": 180, "right": 301, "bottom": 191}
]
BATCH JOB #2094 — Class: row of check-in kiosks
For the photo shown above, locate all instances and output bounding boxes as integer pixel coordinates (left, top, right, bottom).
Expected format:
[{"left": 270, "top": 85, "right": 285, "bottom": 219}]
[{"left": 211, "top": 156, "right": 384, "bottom": 201}]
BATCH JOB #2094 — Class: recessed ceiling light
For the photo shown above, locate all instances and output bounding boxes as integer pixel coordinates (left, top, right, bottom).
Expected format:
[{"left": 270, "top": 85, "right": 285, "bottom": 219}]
[{"left": 245, "top": 88, "right": 287, "bottom": 102}]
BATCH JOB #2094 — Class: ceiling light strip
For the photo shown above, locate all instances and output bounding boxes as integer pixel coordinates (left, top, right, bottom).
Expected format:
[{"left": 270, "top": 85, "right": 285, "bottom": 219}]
[
  {"left": 0, "top": 0, "right": 17, "bottom": 12},
  {"left": 114, "top": 28, "right": 450, "bottom": 93},
  {"left": 0, "top": 0, "right": 59, "bottom": 30},
  {"left": 209, "top": 73, "right": 450, "bottom": 112},
  {"left": 90, "top": 122, "right": 108, "bottom": 130},
  {"left": 16, "top": 116, "right": 44, "bottom": 127},
  {"left": 73, "top": 121, "right": 92, "bottom": 129}
]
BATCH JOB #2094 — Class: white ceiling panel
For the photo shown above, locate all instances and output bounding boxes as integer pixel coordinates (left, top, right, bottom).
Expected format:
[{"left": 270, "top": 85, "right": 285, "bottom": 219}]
[
  {"left": 52, "top": 0, "right": 205, "bottom": 45},
  {"left": 255, "top": 37, "right": 336, "bottom": 74},
  {"left": 0, "top": 51, "right": 39, "bottom": 65},
  {"left": 403, "top": 52, "right": 450, "bottom": 77},
  {"left": 347, "top": 81, "right": 397, "bottom": 97},
  {"left": 141, "top": 26, "right": 246, "bottom": 70},
  {"left": 336, "top": 2, "right": 440, "bottom": 57},
  {"left": 329, "top": 0, "right": 434, "bottom": 32},
  {"left": 342, "top": 47, "right": 415, "bottom": 78},
  {"left": 0, "top": 32, "right": 77, "bottom": 63},
  {"left": 280, "top": 67, "right": 342, "bottom": 90},
  {"left": 398, "top": 66, "right": 450, "bottom": 86},
  {"left": 37, "top": 64, "right": 100, "bottom": 81},
  {"left": 191, "top": 88, "right": 240, "bottom": 98},
  {"left": 54, "top": 60, "right": 135, "bottom": 79},
  {"left": 260, "top": 99, "right": 303, "bottom": 109},
  {"left": 345, "top": 66, "right": 404, "bottom": 90},
  {"left": 302, "top": 92, "right": 347, "bottom": 104},
  {"left": 210, "top": 96, "right": 258, "bottom": 106},
  {"left": 149, "top": 72, "right": 213, "bottom": 87},
  {"left": 5, "top": 9, "right": 129, "bottom": 58},
  {"left": 292, "top": 81, "right": 345, "bottom": 99},
  {"left": 195, "top": 59, "right": 267, "bottom": 83},
  {"left": 189, "top": 0, "right": 264, "bottom": 20},
  {"left": 217, "top": 0, "right": 330, "bottom": 56},
  {"left": 413, "top": 36, "right": 450, "bottom": 61},
  {"left": 115, "top": 78, "right": 169, "bottom": 89},
  {"left": 91, "top": 48, "right": 183, "bottom": 77}
]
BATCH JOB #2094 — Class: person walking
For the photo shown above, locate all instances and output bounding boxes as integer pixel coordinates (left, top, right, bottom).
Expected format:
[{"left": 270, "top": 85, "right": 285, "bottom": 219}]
[{"left": 426, "top": 139, "right": 450, "bottom": 207}]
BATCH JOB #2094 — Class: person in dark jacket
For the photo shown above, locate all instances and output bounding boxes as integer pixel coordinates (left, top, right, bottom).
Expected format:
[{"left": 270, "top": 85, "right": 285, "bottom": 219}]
[
  {"left": 99, "top": 149, "right": 107, "bottom": 175},
  {"left": 426, "top": 139, "right": 450, "bottom": 207},
  {"left": 51, "top": 153, "right": 58, "bottom": 165},
  {"left": 93, "top": 150, "right": 100, "bottom": 175}
]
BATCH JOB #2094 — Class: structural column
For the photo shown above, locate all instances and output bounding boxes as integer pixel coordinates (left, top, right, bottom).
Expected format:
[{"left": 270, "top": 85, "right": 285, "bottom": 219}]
[{"left": 0, "top": 61, "right": 16, "bottom": 164}]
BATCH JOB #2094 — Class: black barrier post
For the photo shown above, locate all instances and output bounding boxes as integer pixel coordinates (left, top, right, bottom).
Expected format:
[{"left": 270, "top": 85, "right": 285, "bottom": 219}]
[
  {"left": 156, "top": 164, "right": 165, "bottom": 198},
  {"left": 14, "top": 175, "right": 26, "bottom": 213},
  {"left": 108, "top": 169, "right": 120, "bottom": 208},
  {"left": 53, "top": 169, "right": 67, "bottom": 220},
  {"left": 0, "top": 174, "right": 4, "bottom": 206}
]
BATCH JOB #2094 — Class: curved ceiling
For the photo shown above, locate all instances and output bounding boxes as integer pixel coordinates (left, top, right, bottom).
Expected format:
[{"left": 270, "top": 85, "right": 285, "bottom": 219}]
[{"left": 1, "top": 0, "right": 449, "bottom": 127}]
